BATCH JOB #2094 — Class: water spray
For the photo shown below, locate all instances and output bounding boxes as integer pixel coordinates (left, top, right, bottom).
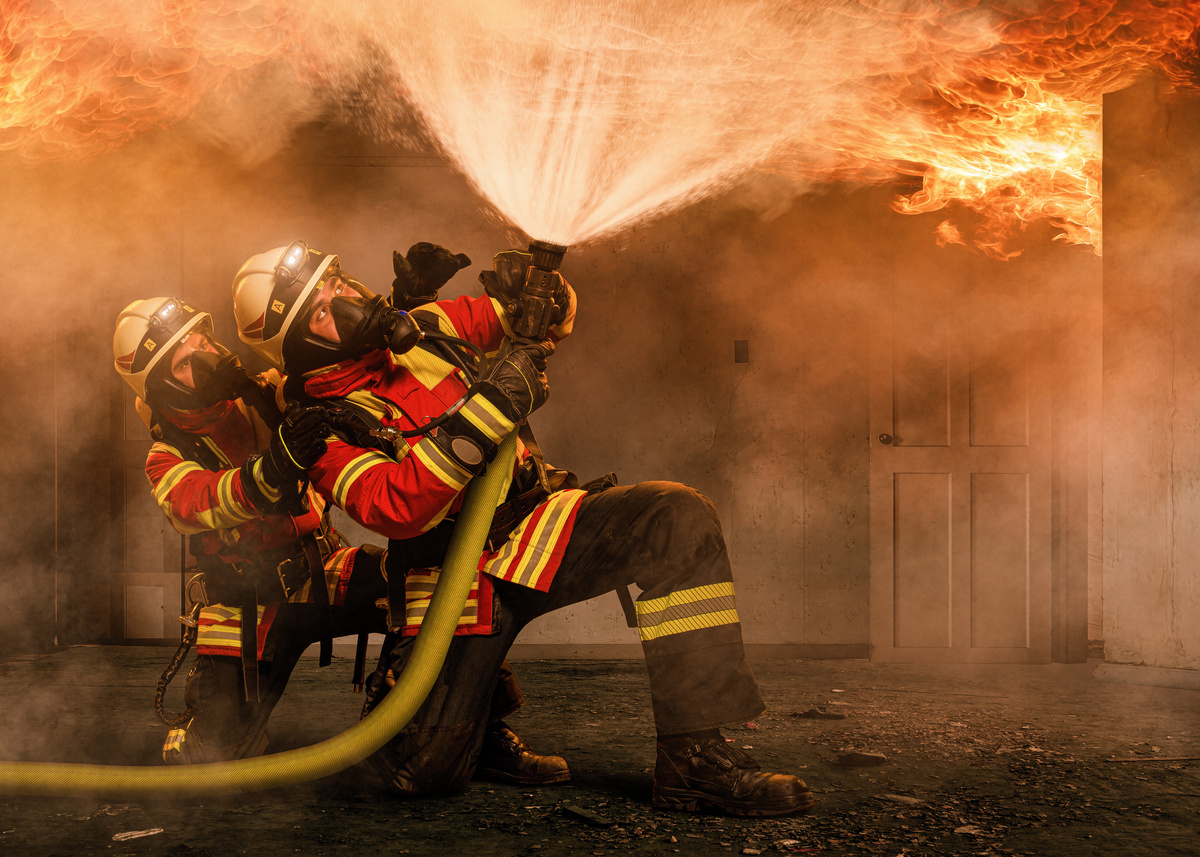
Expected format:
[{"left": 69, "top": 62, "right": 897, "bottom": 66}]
[{"left": 512, "top": 239, "right": 569, "bottom": 341}]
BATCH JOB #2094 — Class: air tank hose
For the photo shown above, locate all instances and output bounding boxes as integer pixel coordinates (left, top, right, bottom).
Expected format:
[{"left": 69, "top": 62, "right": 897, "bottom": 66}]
[{"left": 0, "top": 432, "right": 518, "bottom": 798}]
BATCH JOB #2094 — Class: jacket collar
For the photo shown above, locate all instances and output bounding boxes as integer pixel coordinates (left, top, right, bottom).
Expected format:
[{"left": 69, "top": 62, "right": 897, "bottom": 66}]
[
  {"left": 301, "top": 348, "right": 390, "bottom": 400},
  {"left": 160, "top": 399, "right": 239, "bottom": 434}
]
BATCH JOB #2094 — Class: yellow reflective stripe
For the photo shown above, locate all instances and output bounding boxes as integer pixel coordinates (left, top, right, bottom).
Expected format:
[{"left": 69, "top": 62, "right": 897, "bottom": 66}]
[
  {"left": 196, "top": 605, "right": 265, "bottom": 649},
  {"left": 199, "top": 435, "right": 233, "bottom": 468},
  {"left": 343, "top": 389, "right": 392, "bottom": 422},
  {"left": 398, "top": 342, "right": 457, "bottom": 390},
  {"left": 488, "top": 490, "right": 583, "bottom": 589},
  {"left": 189, "top": 472, "right": 252, "bottom": 532},
  {"left": 403, "top": 569, "right": 478, "bottom": 628},
  {"left": 332, "top": 447, "right": 394, "bottom": 509},
  {"left": 637, "top": 582, "right": 736, "bottom": 616},
  {"left": 249, "top": 456, "right": 283, "bottom": 503},
  {"left": 151, "top": 459, "right": 215, "bottom": 535},
  {"left": 153, "top": 459, "right": 202, "bottom": 505},
  {"left": 197, "top": 627, "right": 242, "bottom": 648},
  {"left": 459, "top": 394, "right": 514, "bottom": 444},
  {"left": 162, "top": 727, "right": 187, "bottom": 762},
  {"left": 202, "top": 605, "right": 239, "bottom": 622},
  {"left": 152, "top": 447, "right": 257, "bottom": 533},
  {"left": 216, "top": 468, "right": 256, "bottom": 520},
  {"left": 635, "top": 582, "right": 740, "bottom": 642},
  {"left": 391, "top": 305, "right": 459, "bottom": 389},
  {"left": 488, "top": 296, "right": 517, "bottom": 339},
  {"left": 637, "top": 609, "right": 742, "bottom": 642},
  {"left": 411, "top": 436, "right": 473, "bottom": 490}
]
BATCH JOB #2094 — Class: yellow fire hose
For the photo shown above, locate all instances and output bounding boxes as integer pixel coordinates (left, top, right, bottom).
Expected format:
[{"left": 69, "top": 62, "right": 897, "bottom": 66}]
[{"left": 0, "top": 432, "right": 518, "bottom": 798}]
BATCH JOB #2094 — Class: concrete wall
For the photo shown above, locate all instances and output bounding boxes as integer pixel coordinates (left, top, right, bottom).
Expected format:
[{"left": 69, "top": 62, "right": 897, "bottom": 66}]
[
  {"left": 0, "top": 116, "right": 1101, "bottom": 658},
  {"left": 1103, "top": 78, "right": 1200, "bottom": 671},
  {"left": 0, "top": 125, "right": 880, "bottom": 653}
]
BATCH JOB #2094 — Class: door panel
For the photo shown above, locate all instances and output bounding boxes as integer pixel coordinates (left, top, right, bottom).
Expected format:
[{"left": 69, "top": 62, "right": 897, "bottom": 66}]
[
  {"left": 892, "top": 472, "right": 952, "bottom": 648},
  {"left": 970, "top": 472, "right": 1031, "bottom": 648},
  {"left": 871, "top": 244, "right": 1051, "bottom": 663}
]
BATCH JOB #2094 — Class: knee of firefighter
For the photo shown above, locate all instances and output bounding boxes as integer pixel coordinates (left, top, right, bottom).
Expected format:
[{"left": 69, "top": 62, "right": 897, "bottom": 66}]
[{"left": 639, "top": 481, "right": 724, "bottom": 546}]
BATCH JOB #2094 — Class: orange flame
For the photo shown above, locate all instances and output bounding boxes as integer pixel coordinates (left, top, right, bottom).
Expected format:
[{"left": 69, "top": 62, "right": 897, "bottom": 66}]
[
  {"left": 5, "top": 2, "right": 1200, "bottom": 258},
  {"left": 767, "top": 0, "right": 1200, "bottom": 258},
  {"left": 0, "top": 0, "right": 296, "bottom": 159}
]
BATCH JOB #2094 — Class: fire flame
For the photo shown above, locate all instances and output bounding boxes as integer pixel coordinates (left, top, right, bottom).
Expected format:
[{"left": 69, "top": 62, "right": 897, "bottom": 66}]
[
  {"left": 3, "top": 1, "right": 1200, "bottom": 257},
  {"left": 765, "top": 0, "right": 1200, "bottom": 258},
  {"left": 0, "top": 0, "right": 296, "bottom": 159}
]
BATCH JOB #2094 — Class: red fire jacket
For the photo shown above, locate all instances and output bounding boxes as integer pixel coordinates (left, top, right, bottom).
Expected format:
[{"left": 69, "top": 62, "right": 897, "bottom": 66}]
[
  {"left": 302, "top": 295, "right": 586, "bottom": 635},
  {"left": 140, "top": 379, "right": 359, "bottom": 655}
]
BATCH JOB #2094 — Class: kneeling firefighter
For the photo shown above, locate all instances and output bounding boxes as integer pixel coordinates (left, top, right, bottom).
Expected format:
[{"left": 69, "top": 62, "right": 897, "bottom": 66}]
[
  {"left": 229, "top": 239, "right": 816, "bottom": 816},
  {"left": 113, "top": 296, "right": 391, "bottom": 764}
]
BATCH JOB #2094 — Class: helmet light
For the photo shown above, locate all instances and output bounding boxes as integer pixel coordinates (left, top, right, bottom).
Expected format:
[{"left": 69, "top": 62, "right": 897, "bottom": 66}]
[
  {"left": 150, "top": 299, "right": 183, "bottom": 333},
  {"left": 275, "top": 241, "right": 311, "bottom": 288}
]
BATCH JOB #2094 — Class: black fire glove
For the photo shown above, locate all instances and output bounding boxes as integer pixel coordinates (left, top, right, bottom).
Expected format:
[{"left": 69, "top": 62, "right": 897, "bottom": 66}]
[
  {"left": 479, "top": 249, "right": 571, "bottom": 326},
  {"left": 240, "top": 405, "right": 331, "bottom": 511},
  {"left": 476, "top": 339, "right": 554, "bottom": 423},
  {"left": 426, "top": 340, "right": 555, "bottom": 476},
  {"left": 392, "top": 242, "right": 471, "bottom": 310}
]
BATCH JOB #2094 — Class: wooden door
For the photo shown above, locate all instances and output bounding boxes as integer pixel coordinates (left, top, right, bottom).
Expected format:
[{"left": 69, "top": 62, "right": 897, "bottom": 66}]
[{"left": 869, "top": 243, "right": 1051, "bottom": 663}]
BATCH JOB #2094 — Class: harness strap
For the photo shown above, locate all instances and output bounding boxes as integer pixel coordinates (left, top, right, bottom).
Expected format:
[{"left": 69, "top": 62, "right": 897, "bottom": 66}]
[
  {"left": 239, "top": 583, "right": 260, "bottom": 702},
  {"left": 300, "top": 532, "right": 333, "bottom": 667},
  {"left": 352, "top": 633, "right": 369, "bottom": 693}
]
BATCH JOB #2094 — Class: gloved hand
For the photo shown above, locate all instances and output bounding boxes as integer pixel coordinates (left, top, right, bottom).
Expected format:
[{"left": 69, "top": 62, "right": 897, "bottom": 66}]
[
  {"left": 188, "top": 351, "right": 252, "bottom": 407},
  {"left": 392, "top": 242, "right": 471, "bottom": 310},
  {"left": 479, "top": 249, "right": 572, "bottom": 327},
  {"left": 254, "top": 405, "right": 332, "bottom": 490},
  {"left": 425, "top": 340, "right": 555, "bottom": 476},
  {"left": 476, "top": 339, "right": 554, "bottom": 423}
]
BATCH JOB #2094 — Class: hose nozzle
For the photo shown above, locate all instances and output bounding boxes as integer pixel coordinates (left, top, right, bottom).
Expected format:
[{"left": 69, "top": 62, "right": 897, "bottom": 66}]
[
  {"left": 513, "top": 239, "right": 569, "bottom": 341},
  {"left": 528, "top": 239, "right": 567, "bottom": 272}
]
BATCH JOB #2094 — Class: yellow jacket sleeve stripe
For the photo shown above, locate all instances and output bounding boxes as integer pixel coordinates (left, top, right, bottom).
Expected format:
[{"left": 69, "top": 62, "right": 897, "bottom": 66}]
[
  {"left": 459, "top": 394, "right": 514, "bottom": 445},
  {"left": 411, "top": 436, "right": 474, "bottom": 490},
  {"left": 331, "top": 448, "right": 395, "bottom": 509}
]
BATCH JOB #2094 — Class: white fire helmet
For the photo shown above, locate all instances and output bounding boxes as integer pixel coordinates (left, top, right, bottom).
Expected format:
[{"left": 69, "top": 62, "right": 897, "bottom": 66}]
[
  {"left": 113, "top": 297, "right": 213, "bottom": 401},
  {"left": 232, "top": 241, "right": 336, "bottom": 371}
]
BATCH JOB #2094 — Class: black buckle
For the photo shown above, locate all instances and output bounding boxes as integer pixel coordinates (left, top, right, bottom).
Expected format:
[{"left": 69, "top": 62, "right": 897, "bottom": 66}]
[{"left": 276, "top": 556, "right": 308, "bottom": 600}]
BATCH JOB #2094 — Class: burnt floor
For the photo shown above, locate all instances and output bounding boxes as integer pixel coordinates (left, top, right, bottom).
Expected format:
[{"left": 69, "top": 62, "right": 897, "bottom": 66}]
[{"left": 1, "top": 647, "right": 1197, "bottom": 857}]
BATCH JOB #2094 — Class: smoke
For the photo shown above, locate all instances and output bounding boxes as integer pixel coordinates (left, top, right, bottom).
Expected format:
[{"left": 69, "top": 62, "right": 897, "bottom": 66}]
[
  {"left": 7, "top": 1, "right": 1200, "bottom": 255},
  {"left": 0, "top": 0, "right": 1179, "bottom": 678}
]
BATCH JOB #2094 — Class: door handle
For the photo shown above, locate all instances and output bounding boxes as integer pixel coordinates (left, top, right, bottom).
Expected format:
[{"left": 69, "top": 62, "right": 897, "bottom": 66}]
[{"left": 878, "top": 433, "right": 894, "bottom": 445}]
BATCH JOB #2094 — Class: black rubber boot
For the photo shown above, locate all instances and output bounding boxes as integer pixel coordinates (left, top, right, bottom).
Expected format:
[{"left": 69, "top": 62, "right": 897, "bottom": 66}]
[
  {"left": 475, "top": 721, "right": 571, "bottom": 786},
  {"left": 652, "top": 736, "right": 815, "bottom": 817}
]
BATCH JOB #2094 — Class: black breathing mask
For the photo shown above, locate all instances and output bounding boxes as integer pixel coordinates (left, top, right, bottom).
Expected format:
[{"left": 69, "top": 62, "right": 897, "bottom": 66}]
[
  {"left": 283, "top": 276, "right": 423, "bottom": 374},
  {"left": 146, "top": 339, "right": 243, "bottom": 411}
]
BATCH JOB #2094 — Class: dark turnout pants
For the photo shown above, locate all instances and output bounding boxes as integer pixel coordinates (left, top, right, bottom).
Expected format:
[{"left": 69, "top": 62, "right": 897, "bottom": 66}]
[
  {"left": 360, "top": 481, "right": 765, "bottom": 796},
  {"left": 175, "top": 550, "right": 389, "bottom": 764}
]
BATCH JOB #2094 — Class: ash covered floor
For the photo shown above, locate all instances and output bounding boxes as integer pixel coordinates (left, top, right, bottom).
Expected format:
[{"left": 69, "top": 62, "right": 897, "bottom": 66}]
[{"left": 1, "top": 649, "right": 1197, "bottom": 856}]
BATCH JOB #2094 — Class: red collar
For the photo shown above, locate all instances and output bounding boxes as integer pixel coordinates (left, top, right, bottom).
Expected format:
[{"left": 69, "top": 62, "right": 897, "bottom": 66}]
[
  {"left": 301, "top": 349, "right": 391, "bottom": 400},
  {"left": 160, "top": 399, "right": 239, "bottom": 433}
]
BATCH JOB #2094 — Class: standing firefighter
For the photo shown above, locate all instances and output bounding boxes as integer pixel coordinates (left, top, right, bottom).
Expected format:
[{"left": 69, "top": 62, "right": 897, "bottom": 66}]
[
  {"left": 230, "top": 241, "right": 816, "bottom": 816},
  {"left": 112, "top": 296, "right": 389, "bottom": 764}
]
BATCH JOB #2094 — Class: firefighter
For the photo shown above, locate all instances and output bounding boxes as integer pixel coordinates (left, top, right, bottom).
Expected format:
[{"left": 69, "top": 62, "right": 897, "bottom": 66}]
[
  {"left": 229, "top": 242, "right": 816, "bottom": 816},
  {"left": 112, "top": 296, "right": 391, "bottom": 763}
]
